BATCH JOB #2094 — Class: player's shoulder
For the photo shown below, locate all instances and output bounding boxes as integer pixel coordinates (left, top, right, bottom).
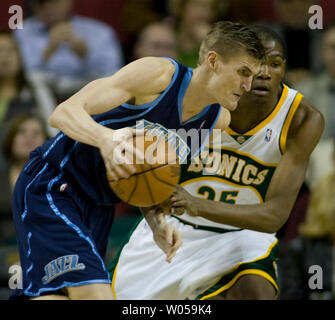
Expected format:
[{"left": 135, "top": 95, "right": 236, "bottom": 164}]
[
  {"left": 132, "top": 56, "right": 176, "bottom": 70},
  {"left": 295, "top": 96, "right": 324, "bottom": 128},
  {"left": 289, "top": 94, "right": 324, "bottom": 140},
  {"left": 106, "top": 57, "right": 177, "bottom": 95},
  {"left": 128, "top": 57, "right": 176, "bottom": 81}
]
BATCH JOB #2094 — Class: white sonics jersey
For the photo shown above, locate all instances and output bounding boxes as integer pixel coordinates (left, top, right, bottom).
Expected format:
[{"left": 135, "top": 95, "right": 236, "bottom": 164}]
[{"left": 177, "top": 84, "right": 303, "bottom": 230}]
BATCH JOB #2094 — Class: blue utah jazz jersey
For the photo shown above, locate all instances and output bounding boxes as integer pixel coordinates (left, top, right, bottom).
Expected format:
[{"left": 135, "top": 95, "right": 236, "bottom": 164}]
[{"left": 34, "top": 58, "right": 222, "bottom": 205}]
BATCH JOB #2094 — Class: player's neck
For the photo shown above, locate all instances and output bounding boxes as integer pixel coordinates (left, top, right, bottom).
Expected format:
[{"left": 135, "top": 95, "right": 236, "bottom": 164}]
[{"left": 181, "top": 67, "right": 216, "bottom": 122}]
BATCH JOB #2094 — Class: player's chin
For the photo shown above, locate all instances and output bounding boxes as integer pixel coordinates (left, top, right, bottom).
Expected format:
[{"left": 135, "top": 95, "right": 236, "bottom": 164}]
[{"left": 223, "top": 101, "right": 238, "bottom": 111}]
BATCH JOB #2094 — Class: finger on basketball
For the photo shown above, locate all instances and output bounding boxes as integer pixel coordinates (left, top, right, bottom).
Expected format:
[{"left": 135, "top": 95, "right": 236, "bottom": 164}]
[
  {"left": 131, "top": 128, "right": 146, "bottom": 137},
  {"left": 113, "top": 151, "right": 136, "bottom": 174},
  {"left": 170, "top": 192, "right": 183, "bottom": 202},
  {"left": 124, "top": 141, "right": 144, "bottom": 162},
  {"left": 172, "top": 200, "right": 187, "bottom": 208},
  {"left": 113, "top": 164, "right": 130, "bottom": 179},
  {"left": 105, "top": 160, "right": 118, "bottom": 180},
  {"left": 170, "top": 206, "right": 185, "bottom": 215},
  {"left": 107, "top": 169, "right": 118, "bottom": 182}
]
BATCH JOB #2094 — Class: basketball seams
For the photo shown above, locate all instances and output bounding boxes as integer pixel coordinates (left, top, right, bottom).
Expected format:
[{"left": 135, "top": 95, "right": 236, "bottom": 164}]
[
  {"left": 108, "top": 134, "right": 180, "bottom": 206},
  {"left": 150, "top": 166, "right": 180, "bottom": 187},
  {"left": 126, "top": 175, "right": 138, "bottom": 204},
  {"left": 140, "top": 164, "right": 156, "bottom": 206},
  {"left": 106, "top": 163, "right": 170, "bottom": 183}
]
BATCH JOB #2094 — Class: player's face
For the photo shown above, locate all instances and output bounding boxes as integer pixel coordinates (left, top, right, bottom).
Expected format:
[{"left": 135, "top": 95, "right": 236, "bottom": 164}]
[
  {"left": 208, "top": 52, "right": 261, "bottom": 111},
  {"left": 246, "top": 40, "right": 286, "bottom": 101}
]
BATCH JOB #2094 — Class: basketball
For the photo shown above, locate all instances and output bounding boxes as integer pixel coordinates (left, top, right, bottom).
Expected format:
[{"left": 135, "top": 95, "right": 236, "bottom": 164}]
[{"left": 108, "top": 134, "right": 180, "bottom": 207}]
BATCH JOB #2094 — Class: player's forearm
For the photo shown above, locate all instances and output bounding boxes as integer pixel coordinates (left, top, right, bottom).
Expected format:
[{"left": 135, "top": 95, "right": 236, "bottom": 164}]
[
  {"left": 142, "top": 208, "right": 165, "bottom": 233},
  {"left": 48, "top": 101, "right": 112, "bottom": 148},
  {"left": 193, "top": 197, "right": 286, "bottom": 233}
]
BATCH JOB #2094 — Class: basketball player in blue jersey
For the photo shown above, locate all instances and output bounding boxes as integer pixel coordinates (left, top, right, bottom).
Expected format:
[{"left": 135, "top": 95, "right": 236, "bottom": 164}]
[
  {"left": 110, "top": 27, "right": 324, "bottom": 300},
  {"left": 10, "top": 21, "right": 264, "bottom": 300}
]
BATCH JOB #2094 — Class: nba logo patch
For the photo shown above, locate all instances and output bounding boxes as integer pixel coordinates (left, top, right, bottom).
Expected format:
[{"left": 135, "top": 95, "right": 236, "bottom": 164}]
[{"left": 265, "top": 128, "right": 272, "bottom": 142}]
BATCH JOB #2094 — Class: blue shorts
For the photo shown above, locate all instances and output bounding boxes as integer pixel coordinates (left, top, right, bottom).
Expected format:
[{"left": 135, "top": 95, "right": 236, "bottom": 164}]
[{"left": 11, "top": 152, "right": 114, "bottom": 298}]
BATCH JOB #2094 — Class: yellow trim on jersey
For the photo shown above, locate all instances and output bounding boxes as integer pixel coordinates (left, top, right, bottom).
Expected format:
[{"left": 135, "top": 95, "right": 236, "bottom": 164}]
[
  {"left": 199, "top": 240, "right": 279, "bottom": 300},
  {"left": 206, "top": 145, "right": 278, "bottom": 168},
  {"left": 225, "top": 84, "right": 289, "bottom": 136},
  {"left": 111, "top": 264, "right": 119, "bottom": 300},
  {"left": 180, "top": 176, "right": 264, "bottom": 203},
  {"left": 279, "top": 92, "right": 303, "bottom": 153}
]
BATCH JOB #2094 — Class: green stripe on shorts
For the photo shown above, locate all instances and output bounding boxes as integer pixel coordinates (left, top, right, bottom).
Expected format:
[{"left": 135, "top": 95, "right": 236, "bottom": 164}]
[{"left": 196, "top": 241, "right": 279, "bottom": 300}]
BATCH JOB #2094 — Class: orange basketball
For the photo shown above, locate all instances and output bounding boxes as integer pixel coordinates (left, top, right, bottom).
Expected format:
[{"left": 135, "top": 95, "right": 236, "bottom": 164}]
[{"left": 108, "top": 134, "right": 180, "bottom": 207}]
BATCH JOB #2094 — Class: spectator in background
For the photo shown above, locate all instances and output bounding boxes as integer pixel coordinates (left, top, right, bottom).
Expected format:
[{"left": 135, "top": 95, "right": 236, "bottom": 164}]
[
  {"left": 265, "top": 0, "right": 322, "bottom": 86},
  {"left": 133, "top": 22, "right": 177, "bottom": 60},
  {"left": 279, "top": 140, "right": 335, "bottom": 300},
  {"left": 296, "top": 22, "right": 335, "bottom": 190},
  {"left": 0, "top": 114, "right": 49, "bottom": 299},
  {"left": 168, "top": 0, "right": 230, "bottom": 67},
  {"left": 15, "top": 0, "right": 123, "bottom": 100},
  {"left": 2, "top": 114, "right": 49, "bottom": 190},
  {"left": 120, "top": 0, "right": 168, "bottom": 64},
  {"left": 0, "top": 30, "right": 56, "bottom": 166},
  {"left": 0, "top": 31, "right": 36, "bottom": 127}
]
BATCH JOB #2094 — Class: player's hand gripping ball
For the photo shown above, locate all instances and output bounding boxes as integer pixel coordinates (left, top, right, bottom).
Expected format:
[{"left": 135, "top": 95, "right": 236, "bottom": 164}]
[{"left": 108, "top": 134, "right": 180, "bottom": 207}]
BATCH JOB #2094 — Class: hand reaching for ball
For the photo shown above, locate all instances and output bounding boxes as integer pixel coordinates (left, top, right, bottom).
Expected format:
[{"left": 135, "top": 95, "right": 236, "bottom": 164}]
[{"left": 159, "top": 185, "right": 199, "bottom": 217}]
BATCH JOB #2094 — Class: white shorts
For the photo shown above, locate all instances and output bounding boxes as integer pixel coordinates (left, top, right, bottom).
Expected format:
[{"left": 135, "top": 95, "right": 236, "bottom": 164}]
[{"left": 109, "top": 216, "right": 279, "bottom": 300}]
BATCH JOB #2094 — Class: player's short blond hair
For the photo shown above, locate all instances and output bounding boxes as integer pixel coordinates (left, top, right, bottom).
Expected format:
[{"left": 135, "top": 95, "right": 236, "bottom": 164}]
[{"left": 197, "top": 21, "right": 265, "bottom": 65}]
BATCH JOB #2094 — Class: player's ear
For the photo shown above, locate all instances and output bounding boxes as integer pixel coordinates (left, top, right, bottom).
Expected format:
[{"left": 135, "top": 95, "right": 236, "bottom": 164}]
[{"left": 207, "top": 51, "right": 219, "bottom": 71}]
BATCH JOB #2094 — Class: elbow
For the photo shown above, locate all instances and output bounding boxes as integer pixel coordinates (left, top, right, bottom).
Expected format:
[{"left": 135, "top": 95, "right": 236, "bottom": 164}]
[
  {"left": 255, "top": 221, "right": 278, "bottom": 234},
  {"left": 261, "top": 209, "right": 289, "bottom": 234},
  {"left": 48, "top": 112, "right": 57, "bottom": 128},
  {"left": 262, "top": 223, "right": 281, "bottom": 234},
  {"left": 48, "top": 111, "right": 60, "bottom": 129},
  {"left": 48, "top": 103, "right": 66, "bottom": 129}
]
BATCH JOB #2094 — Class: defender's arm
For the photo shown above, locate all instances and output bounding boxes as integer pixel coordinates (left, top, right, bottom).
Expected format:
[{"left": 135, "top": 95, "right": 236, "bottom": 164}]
[{"left": 171, "top": 99, "right": 324, "bottom": 233}]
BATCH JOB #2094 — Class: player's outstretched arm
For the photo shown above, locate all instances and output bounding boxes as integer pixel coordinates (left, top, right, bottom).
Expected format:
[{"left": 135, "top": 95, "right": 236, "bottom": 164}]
[
  {"left": 170, "top": 99, "right": 324, "bottom": 233},
  {"left": 49, "top": 57, "right": 174, "bottom": 145},
  {"left": 48, "top": 57, "right": 175, "bottom": 180}
]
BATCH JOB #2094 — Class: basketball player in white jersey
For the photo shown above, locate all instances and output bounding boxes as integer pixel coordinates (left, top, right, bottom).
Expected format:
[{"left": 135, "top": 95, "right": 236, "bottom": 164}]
[{"left": 109, "top": 26, "right": 324, "bottom": 300}]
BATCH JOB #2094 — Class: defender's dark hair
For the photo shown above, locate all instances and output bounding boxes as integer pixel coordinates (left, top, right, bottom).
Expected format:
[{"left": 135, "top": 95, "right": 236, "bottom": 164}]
[
  {"left": 249, "top": 24, "right": 287, "bottom": 60},
  {"left": 198, "top": 21, "right": 265, "bottom": 65}
]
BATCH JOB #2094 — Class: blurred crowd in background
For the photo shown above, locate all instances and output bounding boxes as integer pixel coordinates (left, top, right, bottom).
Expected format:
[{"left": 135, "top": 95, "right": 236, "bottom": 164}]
[{"left": 0, "top": 0, "right": 334, "bottom": 300}]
